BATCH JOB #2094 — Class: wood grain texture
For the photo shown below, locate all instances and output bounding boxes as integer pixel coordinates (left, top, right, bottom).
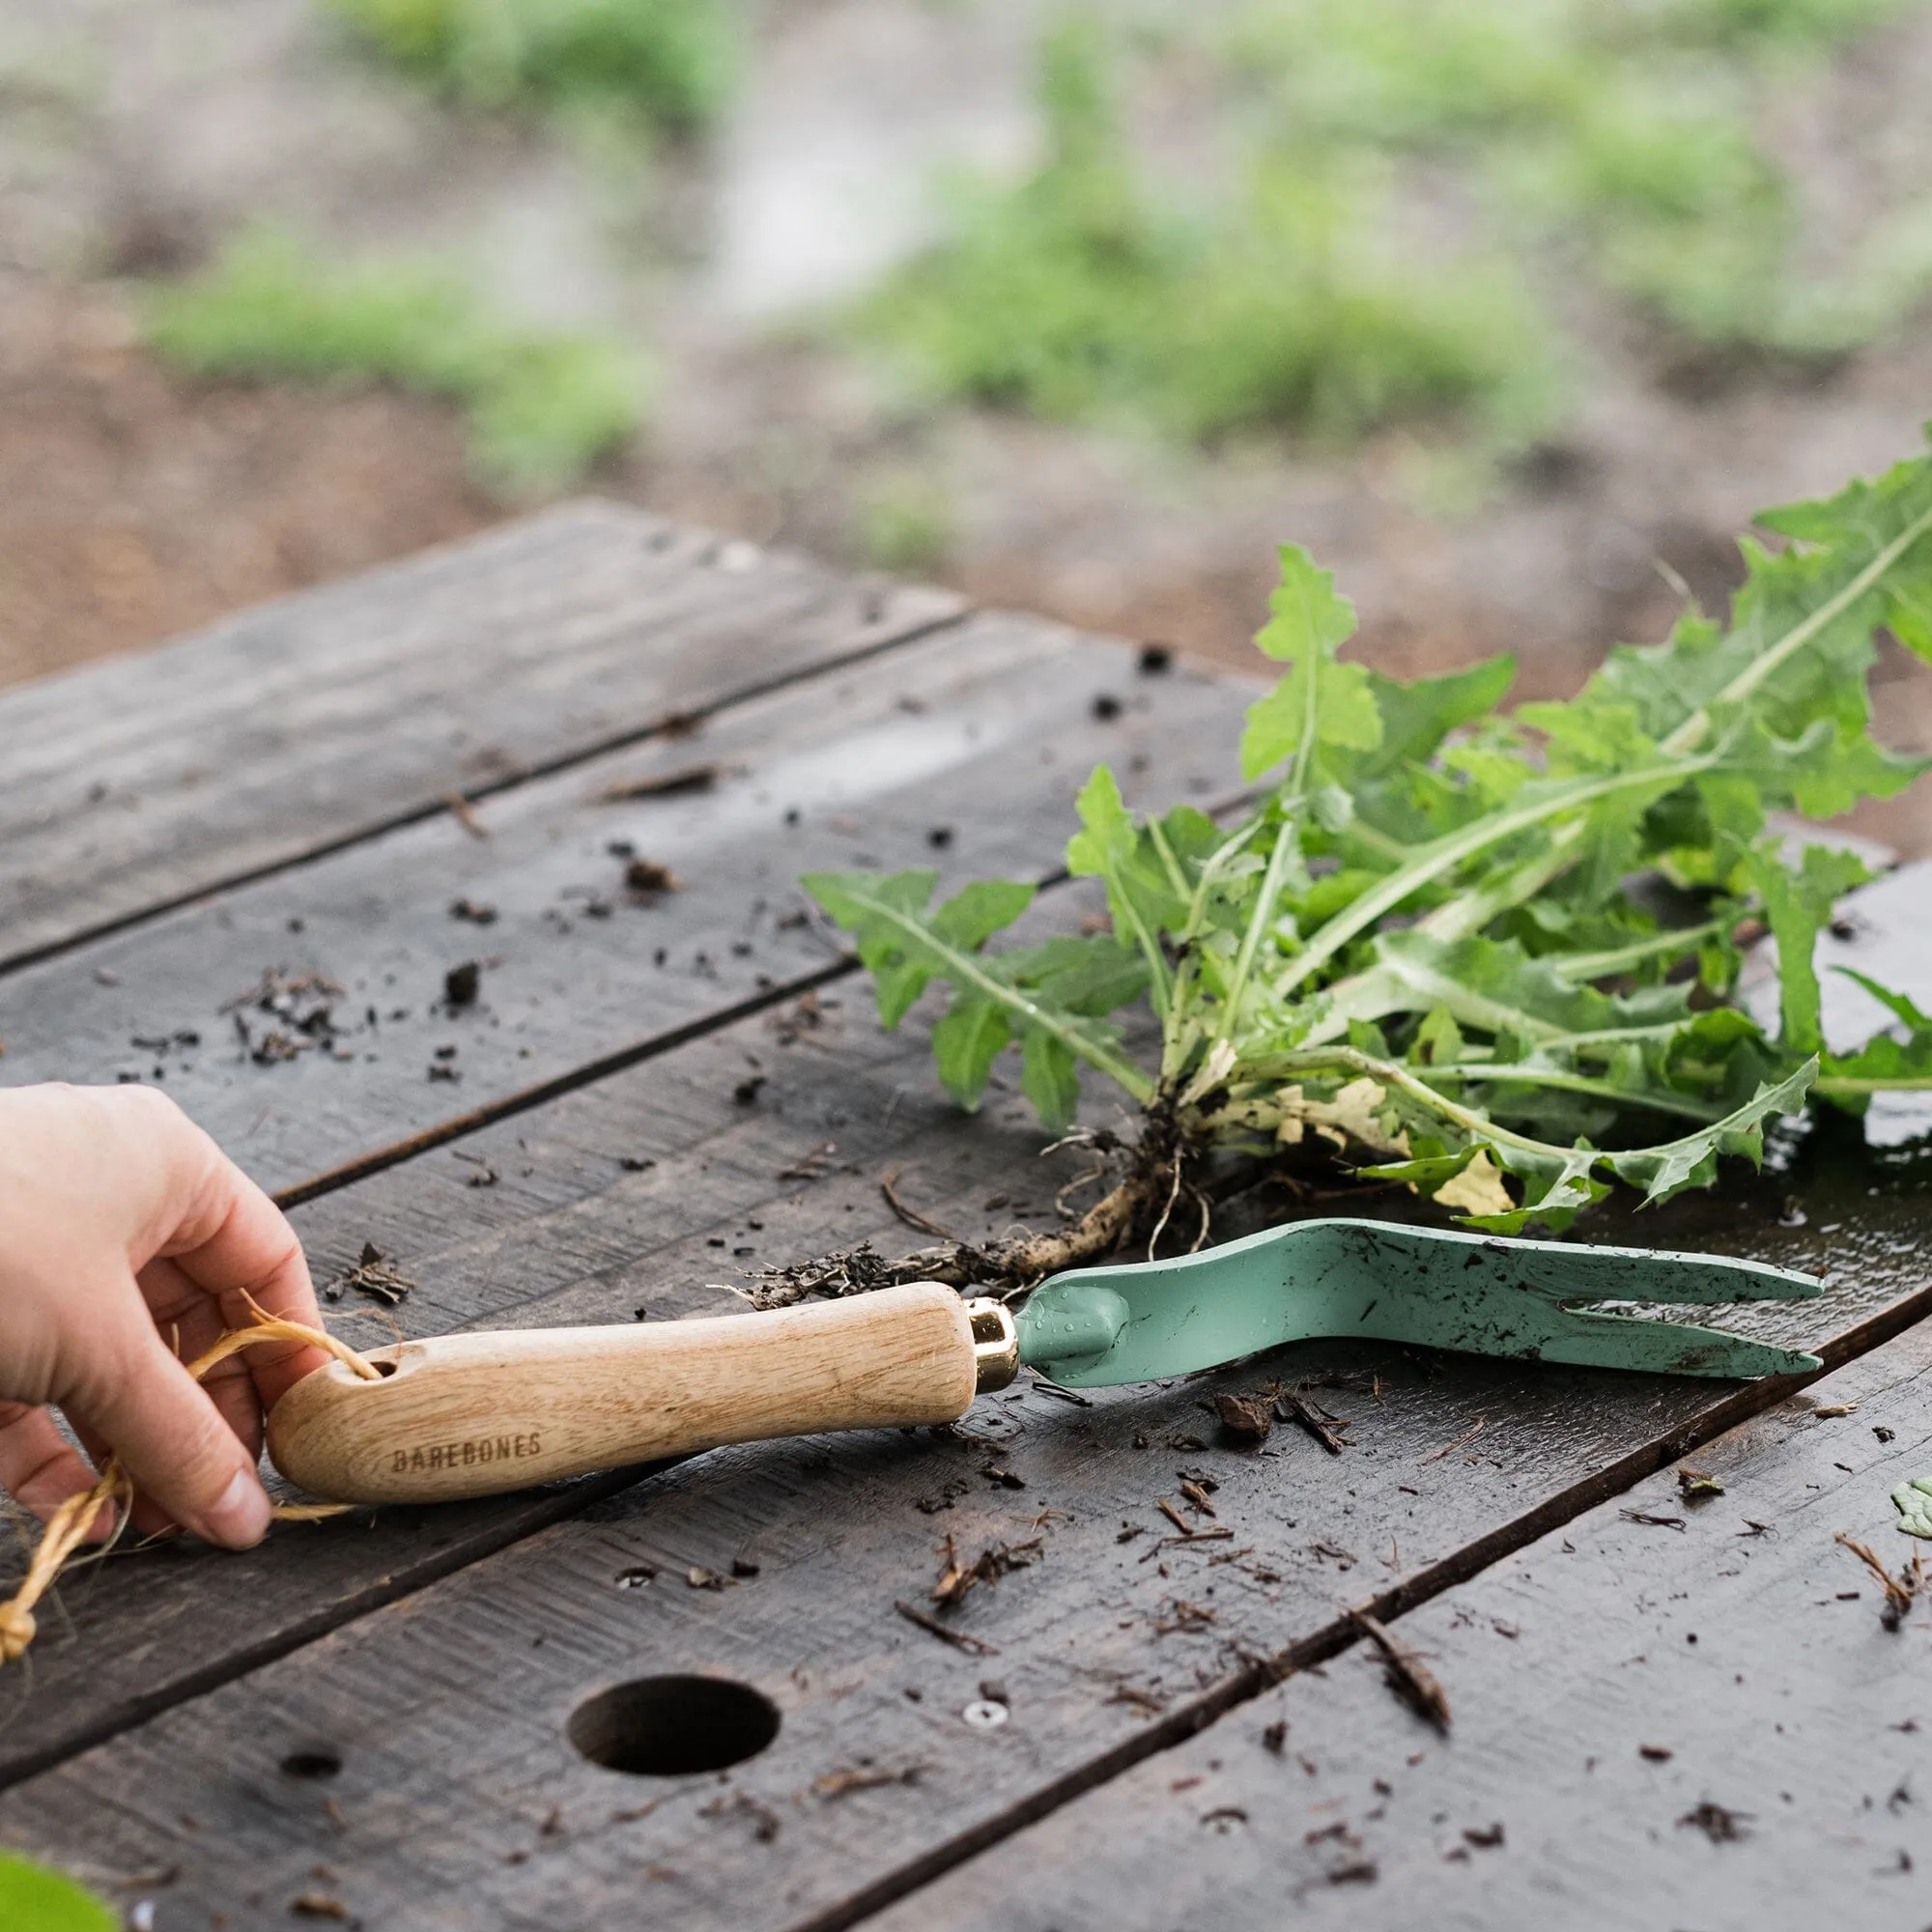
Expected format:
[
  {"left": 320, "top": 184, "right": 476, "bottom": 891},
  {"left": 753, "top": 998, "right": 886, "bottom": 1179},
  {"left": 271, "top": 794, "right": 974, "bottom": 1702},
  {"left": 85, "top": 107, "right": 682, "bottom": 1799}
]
[
  {"left": 0, "top": 502, "right": 960, "bottom": 968},
  {"left": 4, "top": 504, "right": 1929, "bottom": 1930},
  {"left": 0, "top": 923, "right": 1143, "bottom": 1789},
  {"left": 869, "top": 1277, "right": 1932, "bottom": 1931},
  {"left": 0, "top": 612, "right": 1246, "bottom": 1201},
  {"left": 269, "top": 1285, "right": 980, "bottom": 1503},
  {"left": 2, "top": 1019, "right": 1929, "bottom": 1926}
]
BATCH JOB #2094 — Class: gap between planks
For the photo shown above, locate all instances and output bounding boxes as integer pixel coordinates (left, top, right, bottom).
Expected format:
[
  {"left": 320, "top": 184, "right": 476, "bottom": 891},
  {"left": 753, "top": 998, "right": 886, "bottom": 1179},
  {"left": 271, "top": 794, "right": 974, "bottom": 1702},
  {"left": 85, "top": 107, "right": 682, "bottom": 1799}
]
[
  {"left": 0, "top": 603, "right": 970, "bottom": 984},
  {"left": 808, "top": 1276, "right": 1932, "bottom": 1932}
]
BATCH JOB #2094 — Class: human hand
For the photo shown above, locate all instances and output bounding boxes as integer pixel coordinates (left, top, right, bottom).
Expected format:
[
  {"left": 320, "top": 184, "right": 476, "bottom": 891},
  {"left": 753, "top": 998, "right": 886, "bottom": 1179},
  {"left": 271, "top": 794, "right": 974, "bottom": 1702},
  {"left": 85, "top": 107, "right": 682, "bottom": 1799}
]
[{"left": 0, "top": 1084, "right": 328, "bottom": 1548}]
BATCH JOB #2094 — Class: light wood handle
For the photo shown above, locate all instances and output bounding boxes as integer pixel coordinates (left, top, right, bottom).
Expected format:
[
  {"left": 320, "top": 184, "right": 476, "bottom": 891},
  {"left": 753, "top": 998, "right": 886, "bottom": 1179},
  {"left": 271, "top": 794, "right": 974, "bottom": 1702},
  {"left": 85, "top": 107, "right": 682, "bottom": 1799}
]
[{"left": 267, "top": 1283, "right": 980, "bottom": 1504}]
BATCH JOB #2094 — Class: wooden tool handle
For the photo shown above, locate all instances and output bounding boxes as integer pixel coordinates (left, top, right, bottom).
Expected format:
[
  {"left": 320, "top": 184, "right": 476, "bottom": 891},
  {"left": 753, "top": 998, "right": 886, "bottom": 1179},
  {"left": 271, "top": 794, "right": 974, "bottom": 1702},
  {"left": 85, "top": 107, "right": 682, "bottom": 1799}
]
[{"left": 267, "top": 1283, "right": 987, "bottom": 1505}]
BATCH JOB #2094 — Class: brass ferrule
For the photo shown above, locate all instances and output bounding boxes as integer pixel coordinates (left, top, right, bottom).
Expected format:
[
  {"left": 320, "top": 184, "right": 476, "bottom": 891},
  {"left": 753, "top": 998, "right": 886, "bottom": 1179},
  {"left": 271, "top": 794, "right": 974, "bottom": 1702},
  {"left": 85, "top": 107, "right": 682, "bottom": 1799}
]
[{"left": 965, "top": 1297, "right": 1019, "bottom": 1392}]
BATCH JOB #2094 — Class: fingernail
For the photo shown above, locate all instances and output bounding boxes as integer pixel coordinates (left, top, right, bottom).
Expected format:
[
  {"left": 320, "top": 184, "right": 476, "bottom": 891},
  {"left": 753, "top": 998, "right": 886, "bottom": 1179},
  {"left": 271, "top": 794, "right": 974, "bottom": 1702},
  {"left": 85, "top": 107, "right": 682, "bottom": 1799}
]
[{"left": 203, "top": 1468, "right": 272, "bottom": 1549}]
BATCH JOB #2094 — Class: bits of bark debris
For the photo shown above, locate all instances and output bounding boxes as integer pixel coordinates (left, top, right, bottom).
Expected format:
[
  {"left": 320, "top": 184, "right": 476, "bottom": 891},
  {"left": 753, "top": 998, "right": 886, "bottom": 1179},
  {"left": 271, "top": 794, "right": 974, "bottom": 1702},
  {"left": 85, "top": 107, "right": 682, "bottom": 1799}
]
[
  {"left": 1463, "top": 1823, "right": 1505, "bottom": 1849},
  {"left": 926, "top": 825, "right": 953, "bottom": 848},
  {"left": 1261, "top": 1720, "right": 1288, "bottom": 1755},
  {"left": 289, "top": 1896, "right": 350, "bottom": 1922},
  {"left": 1676, "top": 1467, "right": 1725, "bottom": 1501},
  {"left": 444, "top": 961, "right": 481, "bottom": 1008},
  {"left": 768, "top": 991, "right": 828, "bottom": 1045},
  {"left": 614, "top": 1566, "right": 657, "bottom": 1589},
  {"left": 1091, "top": 692, "right": 1122, "bottom": 722},
  {"left": 1351, "top": 1609, "right": 1451, "bottom": 1732},
  {"left": 894, "top": 1599, "right": 999, "bottom": 1655},
  {"left": 328, "top": 1241, "right": 414, "bottom": 1307},
  {"left": 1876, "top": 1426, "right": 1897, "bottom": 1444},
  {"left": 699, "top": 1792, "right": 781, "bottom": 1842},
  {"left": 1621, "top": 1509, "right": 1688, "bottom": 1531},
  {"left": 1277, "top": 1390, "right": 1349, "bottom": 1455},
  {"left": 1835, "top": 1532, "right": 1924, "bottom": 1630},
  {"left": 1213, "top": 1392, "right": 1274, "bottom": 1444},
  {"left": 1138, "top": 641, "right": 1173, "bottom": 674},
  {"left": 731, "top": 1556, "right": 760, "bottom": 1578},
  {"left": 814, "top": 1764, "right": 923, "bottom": 1799},
  {"left": 449, "top": 897, "right": 497, "bottom": 924},
  {"left": 981, "top": 1463, "right": 1026, "bottom": 1491},
  {"left": 1678, "top": 1801, "right": 1750, "bottom": 1843},
  {"left": 1639, "top": 1744, "right": 1674, "bottom": 1762},
  {"left": 733, "top": 1076, "right": 767, "bottom": 1106},
  {"left": 1107, "top": 1683, "right": 1166, "bottom": 1715},
  {"left": 1179, "top": 1480, "right": 1218, "bottom": 1518},
  {"left": 1813, "top": 1403, "right": 1859, "bottom": 1419},
  {"left": 685, "top": 1566, "right": 736, "bottom": 1591},
  {"left": 1325, "top": 1861, "right": 1378, "bottom": 1887},
  {"left": 1153, "top": 1600, "right": 1216, "bottom": 1634},
  {"left": 930, "top": 1534, "right": 1040, "bottom": 1608},
  {"left": 597, "top": 763, "right": 718, "bottom": 802},
  {"left": 624, "top": 859, "right": 680, "bottom": 899}
]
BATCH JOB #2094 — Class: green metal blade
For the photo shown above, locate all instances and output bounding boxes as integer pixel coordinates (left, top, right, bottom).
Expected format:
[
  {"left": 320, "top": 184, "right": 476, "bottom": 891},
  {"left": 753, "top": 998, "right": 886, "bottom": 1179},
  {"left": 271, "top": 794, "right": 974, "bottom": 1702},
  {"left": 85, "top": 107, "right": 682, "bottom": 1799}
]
[{"left": 1014, "top": 1217, "right": 1822, "bottom": 1387}]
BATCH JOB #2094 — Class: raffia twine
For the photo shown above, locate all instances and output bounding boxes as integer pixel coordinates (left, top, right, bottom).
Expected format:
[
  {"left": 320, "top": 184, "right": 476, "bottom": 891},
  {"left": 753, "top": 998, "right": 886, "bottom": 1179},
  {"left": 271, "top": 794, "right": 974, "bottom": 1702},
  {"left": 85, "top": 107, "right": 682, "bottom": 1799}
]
[{"left": 0, "top": 1306, "right": 382, "bottom": 1665}]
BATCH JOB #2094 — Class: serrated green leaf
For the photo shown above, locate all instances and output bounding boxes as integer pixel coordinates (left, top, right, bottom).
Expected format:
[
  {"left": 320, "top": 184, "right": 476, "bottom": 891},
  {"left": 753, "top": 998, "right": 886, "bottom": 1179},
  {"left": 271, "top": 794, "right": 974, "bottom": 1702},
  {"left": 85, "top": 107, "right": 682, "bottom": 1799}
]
[
  {"left": 1815, "top": 966, "right": 1932, "bottom": 1114},
  {"left": 1252, "top": 541, "right": 1358, "bottom": 665},
  {"left": 932, "top": 996, "right": 1012, "bottom": 1111},
  {"left": 1359, "top": 654, "right": 1516, "bottom": 781},
  {"left": 1021, "top": 1030, "right": 1083, "bottom": 1131},
  {"left": 1459, "top": 1143, "right": 1609, "bottom": 1236},
  {"left": 931, "top": 877, "right": 1037, "bottom": 950},
  {"left": 1005, "top": 932, "right": 1149, "bottom": 1014},
  {"left": 802, "top": 867, "right": 943, "bottom": 1027},
  {"left": 801, "top": 866, "right": 1155, "bottom": 1121},
  {"left": 1833, "top": 964, "right": 1932, "bottom": 1034},
  {"left": 1607, "top": 1060, "right": 1816, "bottom": 1207},
  {"left": 810, "top": 428, "right": 1932, "bottom": 1231},
  {"left": 1239, "top": 543, "right": 1381, "bottom": 781},
  {"left": 1744, "top": 842, "right": 1873, "bottom": 1054},
  {"left": 1066, "top": 765, "right": 1180, "bottom": 1010}
]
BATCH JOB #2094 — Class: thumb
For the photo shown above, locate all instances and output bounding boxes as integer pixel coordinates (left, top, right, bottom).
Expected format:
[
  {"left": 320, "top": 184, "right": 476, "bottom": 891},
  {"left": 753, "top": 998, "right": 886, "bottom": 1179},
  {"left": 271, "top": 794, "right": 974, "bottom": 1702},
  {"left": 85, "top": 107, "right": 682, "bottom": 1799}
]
[{"left": 67, "top": 1291, "right": 272, "bottom": 1549}]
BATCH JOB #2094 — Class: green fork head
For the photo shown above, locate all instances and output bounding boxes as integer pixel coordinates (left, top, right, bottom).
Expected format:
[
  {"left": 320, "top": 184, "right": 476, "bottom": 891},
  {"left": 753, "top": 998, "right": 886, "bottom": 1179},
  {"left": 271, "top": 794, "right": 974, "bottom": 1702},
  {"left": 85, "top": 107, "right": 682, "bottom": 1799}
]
[{"left": 1015, "top": 1218, "right": 1823, "bottom": 1388}]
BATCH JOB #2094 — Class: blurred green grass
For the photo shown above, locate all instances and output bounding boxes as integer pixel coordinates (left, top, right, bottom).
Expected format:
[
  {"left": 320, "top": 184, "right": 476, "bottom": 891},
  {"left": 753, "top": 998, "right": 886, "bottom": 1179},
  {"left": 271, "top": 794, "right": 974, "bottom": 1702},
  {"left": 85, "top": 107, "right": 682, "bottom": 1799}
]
[
  {"left": 324, "top": 0, "right": 736, "bottom": 137},
  {"left": 142, "top": 227, "right": 648, "bottom": 497},
  {"left": 858, "top": 0, "right": 1932, "bottom": 450}
]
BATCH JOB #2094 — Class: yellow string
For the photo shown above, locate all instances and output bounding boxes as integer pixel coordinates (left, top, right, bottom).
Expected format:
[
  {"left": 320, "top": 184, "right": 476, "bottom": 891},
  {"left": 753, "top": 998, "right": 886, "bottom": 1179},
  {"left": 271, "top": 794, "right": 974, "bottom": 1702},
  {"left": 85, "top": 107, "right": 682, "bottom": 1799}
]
[{"left": 0, "top": 1311, "right": 381, "bottom": 1666}]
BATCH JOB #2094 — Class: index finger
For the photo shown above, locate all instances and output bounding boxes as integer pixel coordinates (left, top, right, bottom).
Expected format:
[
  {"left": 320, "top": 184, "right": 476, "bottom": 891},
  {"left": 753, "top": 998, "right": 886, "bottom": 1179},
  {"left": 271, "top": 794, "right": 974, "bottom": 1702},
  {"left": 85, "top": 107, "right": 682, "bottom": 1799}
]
[{"left": 155, "top": 1130, "right": 330, "bottom": 1411}]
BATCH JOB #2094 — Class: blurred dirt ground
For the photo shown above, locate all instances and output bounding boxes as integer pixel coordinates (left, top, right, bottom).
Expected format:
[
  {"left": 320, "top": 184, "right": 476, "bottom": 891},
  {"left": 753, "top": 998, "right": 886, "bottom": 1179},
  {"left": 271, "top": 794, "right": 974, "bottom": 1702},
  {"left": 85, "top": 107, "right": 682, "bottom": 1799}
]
[
  {"left": 4, "top": 0, "right": 1932, "bottom": 850},
  {"left": 0, "top": 280, "right": 494, "bottom": 689}
]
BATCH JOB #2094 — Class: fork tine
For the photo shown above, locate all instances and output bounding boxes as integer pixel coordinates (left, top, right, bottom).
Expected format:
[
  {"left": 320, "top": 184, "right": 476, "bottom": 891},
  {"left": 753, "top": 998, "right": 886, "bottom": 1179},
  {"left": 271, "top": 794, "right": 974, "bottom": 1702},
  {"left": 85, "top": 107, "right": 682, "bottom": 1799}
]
[
  {"left": 1562, "top": 1250, "right": 1823, "bottom": 1308},
  {"left": 1540, "top": 1307, "right": 1820, "bottom": 1379}
]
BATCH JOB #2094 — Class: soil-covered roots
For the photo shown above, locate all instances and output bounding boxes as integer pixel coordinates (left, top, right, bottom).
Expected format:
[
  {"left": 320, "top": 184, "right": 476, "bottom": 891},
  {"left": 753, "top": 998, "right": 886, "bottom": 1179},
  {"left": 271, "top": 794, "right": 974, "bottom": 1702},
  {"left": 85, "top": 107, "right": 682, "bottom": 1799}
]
[{"left": 740, "top": 1122, "right": 1195, "bottom": 1310}]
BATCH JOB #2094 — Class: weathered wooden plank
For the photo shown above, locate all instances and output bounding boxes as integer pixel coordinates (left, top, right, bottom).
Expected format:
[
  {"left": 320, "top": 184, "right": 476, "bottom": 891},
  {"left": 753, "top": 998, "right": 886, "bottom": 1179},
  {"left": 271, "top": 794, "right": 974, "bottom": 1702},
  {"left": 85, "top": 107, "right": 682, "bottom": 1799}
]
[
  {"left": 868, "top": 1268, "right": 1932, "bottom": 1932},
  {"left": 0, "top": 503, "right": 960, "bottom": 969},
  {"left": 2, "top": 985, "right": 1929, "bottom": 1927},
  {"left": 0, "top": 613, "right": 1245, "bottom": 1200}
]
